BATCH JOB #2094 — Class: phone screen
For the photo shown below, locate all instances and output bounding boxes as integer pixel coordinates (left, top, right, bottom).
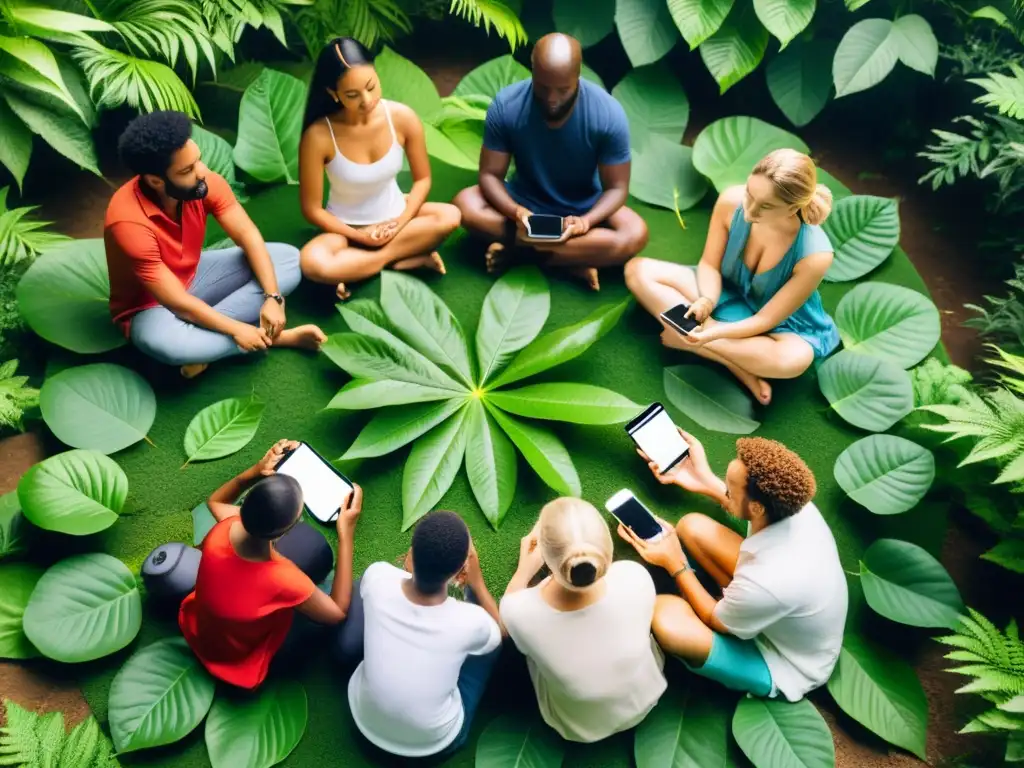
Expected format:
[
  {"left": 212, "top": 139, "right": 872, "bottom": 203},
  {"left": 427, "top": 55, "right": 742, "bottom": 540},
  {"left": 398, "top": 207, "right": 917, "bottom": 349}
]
[
  {"left": 627, "top": 405, "right": 690, "bottom": 473},
  {"left": 275, "top": 443, "right": 353, "bottom": 523},
  {"left": 661, "top": 303, "right": 700, "bottom": 335},
  {"left": 608, "top": 493, "right": 663, "bottom": 540},
  {"left": 527, "top": 214, "right": 564, "bottom": 238}
]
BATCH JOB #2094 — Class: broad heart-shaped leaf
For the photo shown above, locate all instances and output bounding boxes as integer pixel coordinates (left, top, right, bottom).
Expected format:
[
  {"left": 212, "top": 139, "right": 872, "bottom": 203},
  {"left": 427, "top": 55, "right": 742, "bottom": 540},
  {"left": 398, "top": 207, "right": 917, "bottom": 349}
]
[
  {"left": 827, "top": 634, "right": 928, "bottom": 760},
  {"left": 183, "top": 394, "right": 266, "bottom": 465},
  {"left": 834, "top": 435, "right": 935, "bottom": 515},
  {"left": 615, "top": 0, "right": 680, "bottom": 68},
  {"left": 0, "top": 491, "right": 28, "bottom": 560},
  {"left": 476, "top": 267, "right": 551, "bottom": 386},
  {"left": 835, "top": 283, "right": 940, "bottom": 369},
  {"left": 699, "top": 2, "right": 770, "bottom": 94},
  {"left": 818, "top": 351, "right": 913, "bottom": 432},
  {"left": 232, "top": 68, "right": 304, "bottom": 184},
  {"left": 635, "top": 685, "right": 743, "bottom": 767},
  {"left": 630, "top": 133, "right": 709, "bottom": 211},
  {"left": 16, "top": 238, "right": 125, "bottom": 354},
  {"left": 822, "top": 195, "right": 900, "bottom": 283},
  {"left": 464, "top": 400, "right": 517, "bottom": 529},
  {"left": 754, "top": 0, "right": 815, "bottom": 49},
  {"left": 402, "top": 405, "right": 469, "bottom": 530},
  {"left": 667, "top": 0, "right": 733, "bottom": 48},
  {"left": 891, "top": 14, "right": 938, "bottom": 76},
  {"left": 192, "top": 125, "right": 245, "bottom": 201},
  {"left": 475, "top": 712, "right": 565, "bottom": 767},
  {"left": 326, "top": 379, "right": 457, "bottom": 410},
  {"left": 833, "top": 19, "right": 899, "bottom": 98},
  {"left": 424, "top": 118, "right": 484, "bottom": 171},
  {"left": 18, "top": 449, "right": 127, "bottom": 535},
  {"left": 205, "top": 679, "right": 306, "bottom": 768},
  {"left": 22, "top": 553, "right": 142, "bottom": 663},
  {"left": 323, "top": 333, "right": 463, "bottom": 392},
  {"left": 341, "top": 398, "right": 466, "bottom": 460},
  {"left": 489, "top": 383, "right": 641, "bottom": 425},
  {"left": 380, "top": 272, "right": 474, "bottom": 386},
  {"left": 490, "top": 298, "right": 631, "bottom": 389},
  {"left": 553, "top": 0, "right": 615, "bottom": 48},
  {"left": 860, "top": 539, "right": 964, "bottom": 629},
  {"left": 375, "top": 46, "right": 442, "bottom": 124},
  {"left": 488, "top": 405, "right": 581, "bottom": 497},
  {"left": 766, "top": 39, "right": 834, "bottom": 127},
  {"left": 453, "top": 55, "right": 530, "bottom": 101},
  {"left": 612, "top": 61, "right": 690, "bottom": 140},
  {"left": 732, "top": 697, "right": 835, "bottom": 768},
  {"left": 692, "top": 116, "right": 809, "bottom": 192},
  {"left": 109, "top": 638, "right": 215, "bottom": 754},
  {"left": 0, "top": 563, "right": 43, "bottom": 659},
  {"left": 40, "top": 363, "right": 156, "bottom": 454},
  {"left": 664, "top": 365, "right": 760, "bottom": 434}
]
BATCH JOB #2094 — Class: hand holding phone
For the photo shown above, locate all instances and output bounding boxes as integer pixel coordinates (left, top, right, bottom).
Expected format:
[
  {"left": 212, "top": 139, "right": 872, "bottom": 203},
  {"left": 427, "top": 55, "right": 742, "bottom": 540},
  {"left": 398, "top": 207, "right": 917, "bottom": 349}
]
[
  {"left": 616, "top": 518, "right": 690, "bottom": 575},
  {"left": 274, "top": 442, "right": 356, "bottom": 525},
  {"left": 336, "top": 483, "right": 363, "bottom": 538},
  {"left": 524, "top": 214, "right": 565, "bottom": 241},
  {"left": 660, "top": 303, "right": 701, "bottom": 337},
  {"left": 605, "top": 489, "right": 665, "bottom": 542},
  {"left": 626, "top": 404, "right": 690, "bottom": 474}
]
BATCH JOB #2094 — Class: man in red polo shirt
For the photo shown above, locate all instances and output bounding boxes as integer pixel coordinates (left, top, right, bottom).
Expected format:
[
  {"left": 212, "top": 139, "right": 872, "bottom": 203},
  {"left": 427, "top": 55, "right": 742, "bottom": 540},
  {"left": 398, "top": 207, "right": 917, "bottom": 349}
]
[{"left": 105, "top": 111, "right": 325, "bottom": 378}]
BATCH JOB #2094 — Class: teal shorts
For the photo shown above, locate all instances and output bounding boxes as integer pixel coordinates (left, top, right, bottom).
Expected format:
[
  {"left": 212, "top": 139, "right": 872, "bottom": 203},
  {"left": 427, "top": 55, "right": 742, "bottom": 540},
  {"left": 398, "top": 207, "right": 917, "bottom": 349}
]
[{"left": 679, "top": 633, "right": 774, "bottom": 697}]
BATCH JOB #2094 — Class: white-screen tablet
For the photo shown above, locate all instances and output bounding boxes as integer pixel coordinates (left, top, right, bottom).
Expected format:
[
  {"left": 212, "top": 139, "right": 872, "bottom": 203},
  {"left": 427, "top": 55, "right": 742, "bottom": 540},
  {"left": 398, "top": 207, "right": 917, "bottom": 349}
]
[
  {"left": 626, "top": 403, "right": 690, "bottom": 474},
  {"left": 275, "top": 443, "right": 354, "bottom": 524}
]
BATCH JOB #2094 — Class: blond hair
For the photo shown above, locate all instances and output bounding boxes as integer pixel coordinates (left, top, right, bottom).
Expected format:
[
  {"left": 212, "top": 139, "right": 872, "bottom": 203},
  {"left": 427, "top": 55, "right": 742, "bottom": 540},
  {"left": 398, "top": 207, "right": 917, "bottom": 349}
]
[
  {"left": 751, "top": 148, "right": 833, "bottom": 226},
  {"left": 539, "top": 497, "right": 613, "bottom": 591}
]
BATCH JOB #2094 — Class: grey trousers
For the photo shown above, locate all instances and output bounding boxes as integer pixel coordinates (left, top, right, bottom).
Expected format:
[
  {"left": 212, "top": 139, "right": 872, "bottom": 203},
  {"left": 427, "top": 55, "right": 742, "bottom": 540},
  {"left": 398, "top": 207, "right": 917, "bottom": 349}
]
[{"left": 130, "top": 243, "right": 301, "bottom": 366}]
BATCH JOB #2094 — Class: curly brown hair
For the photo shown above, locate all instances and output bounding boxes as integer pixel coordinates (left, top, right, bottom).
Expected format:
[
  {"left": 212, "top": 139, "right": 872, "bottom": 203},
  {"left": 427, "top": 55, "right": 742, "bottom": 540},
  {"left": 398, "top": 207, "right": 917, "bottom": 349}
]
[{"left": 735, "top": 438, "right": 816, "bottom": 523}]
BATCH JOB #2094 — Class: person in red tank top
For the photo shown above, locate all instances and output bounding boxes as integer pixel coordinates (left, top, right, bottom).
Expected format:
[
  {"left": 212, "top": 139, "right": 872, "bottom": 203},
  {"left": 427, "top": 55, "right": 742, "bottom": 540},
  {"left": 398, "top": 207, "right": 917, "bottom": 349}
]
[{"left": 179, "top": 439, "right": 362, "bottom": 689}]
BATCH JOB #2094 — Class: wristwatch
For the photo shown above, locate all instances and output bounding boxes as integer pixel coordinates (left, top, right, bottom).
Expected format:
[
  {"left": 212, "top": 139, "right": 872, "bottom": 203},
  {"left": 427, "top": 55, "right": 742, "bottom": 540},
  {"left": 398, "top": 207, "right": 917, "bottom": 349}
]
[{"left": 263, "top": 292, "right": 284, "bottom": 306}]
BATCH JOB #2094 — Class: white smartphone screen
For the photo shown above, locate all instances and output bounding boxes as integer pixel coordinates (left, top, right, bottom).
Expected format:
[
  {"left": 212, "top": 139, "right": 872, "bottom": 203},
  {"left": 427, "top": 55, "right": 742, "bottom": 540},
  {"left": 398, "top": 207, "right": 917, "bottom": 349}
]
[
  {"left": 275, "top": 443, "right": 353, "bottom": 523},
  {"left": 628, "top": 407, "right": 690, "bottom": 473}
]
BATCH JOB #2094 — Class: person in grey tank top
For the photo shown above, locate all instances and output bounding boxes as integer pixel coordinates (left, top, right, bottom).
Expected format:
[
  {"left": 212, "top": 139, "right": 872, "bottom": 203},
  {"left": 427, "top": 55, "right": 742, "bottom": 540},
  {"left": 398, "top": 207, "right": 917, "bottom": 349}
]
[{"left": 298, "top": 38, "right": 461, "bottom": 300}]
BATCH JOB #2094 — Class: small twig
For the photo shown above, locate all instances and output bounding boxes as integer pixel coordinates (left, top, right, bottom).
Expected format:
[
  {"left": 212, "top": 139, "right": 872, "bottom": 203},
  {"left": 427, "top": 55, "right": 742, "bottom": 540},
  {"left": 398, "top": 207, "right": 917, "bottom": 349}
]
[
  {"left": 672, "top": 189, "right": 687, "bottom": 230},
  {"left": 143, "top": 435, "right": 156, "bottom": 448}
]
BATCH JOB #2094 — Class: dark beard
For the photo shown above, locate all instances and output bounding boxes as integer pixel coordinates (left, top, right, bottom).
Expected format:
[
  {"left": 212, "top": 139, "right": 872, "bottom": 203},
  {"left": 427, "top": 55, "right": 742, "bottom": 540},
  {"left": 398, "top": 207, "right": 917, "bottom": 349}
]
[
  {"left": 537, "top": 86, "right": 579, "bottom": 123},
  {"left": 164, "top": 176, "right": 208, "bottom": 201}
]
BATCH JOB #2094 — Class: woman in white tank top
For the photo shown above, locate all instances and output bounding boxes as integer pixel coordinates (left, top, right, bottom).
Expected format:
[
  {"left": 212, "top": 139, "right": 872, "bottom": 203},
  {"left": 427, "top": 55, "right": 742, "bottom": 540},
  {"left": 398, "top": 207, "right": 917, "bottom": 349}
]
[{"left": 298, "top": 37, "right": 461, "bottom": 300}]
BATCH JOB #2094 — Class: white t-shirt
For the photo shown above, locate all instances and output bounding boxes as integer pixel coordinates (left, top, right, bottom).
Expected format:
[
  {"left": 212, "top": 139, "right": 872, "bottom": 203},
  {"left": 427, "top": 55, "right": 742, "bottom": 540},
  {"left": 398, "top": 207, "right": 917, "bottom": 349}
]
[
  {"left": 714, "top": 503, "right": 848, "bottom": 701},
  {"left": 500, "top": 561, "right": 668, "bottom": 743},
  {"left": 347, "top": 562, "right": 502, "bottom": 756}
]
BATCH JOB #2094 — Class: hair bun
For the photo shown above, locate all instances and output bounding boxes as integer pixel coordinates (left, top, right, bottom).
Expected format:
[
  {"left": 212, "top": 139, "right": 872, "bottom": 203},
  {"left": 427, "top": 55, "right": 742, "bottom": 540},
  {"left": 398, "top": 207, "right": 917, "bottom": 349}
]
[
  {"left": 561, "top": 545, "right": 608, "bottom": 589},
  {"left": 801, "top": 183, "right": 833, "bottom": 226}
]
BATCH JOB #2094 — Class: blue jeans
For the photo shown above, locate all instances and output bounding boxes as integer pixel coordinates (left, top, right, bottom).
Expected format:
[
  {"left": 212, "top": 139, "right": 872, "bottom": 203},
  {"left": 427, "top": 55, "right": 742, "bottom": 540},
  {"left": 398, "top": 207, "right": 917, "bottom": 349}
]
[{"left": 130, "top": 243, "right": 301, "bottom": 366}]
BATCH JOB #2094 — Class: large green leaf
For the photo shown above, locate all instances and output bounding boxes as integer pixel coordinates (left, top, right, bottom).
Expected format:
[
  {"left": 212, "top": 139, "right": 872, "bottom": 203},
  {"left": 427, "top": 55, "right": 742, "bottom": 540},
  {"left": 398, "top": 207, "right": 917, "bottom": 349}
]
[
  {"left": 635, "top": 685, "right": 743, "bottom": 767},
  {"left": 834, "top": 435, "right": 934, "bottom": 515},
  {"left": 1, "top": 89, "right": 100, "bottom": 176},
  {"left": 981, "top": 539, "right": 1024, "bottom": 574},
  {"left": 667, "top": 0, "right": 733, "bottom": 48},
  {"left": 6, "top": 6, "right": 114, "bottom": 36},
  {"left": 552, "top": 0, "right": 615, "bottom": 48},
  {"left": 581, "top": 62, "right": 606, "bottom": 90},
  {"left": 827, "top": 634, "right": 928, "bottom": 759},
  {"left": 732, "top": 697, "right": 835, "bottom": 768},
  {"left": 16, "top": 238, "right": 124, "bottom": 353},
  {"left": 341, "top": 398, "right": 465, "bottom": 460},
  {"left": 612, "top": 62, "right": 690, "bottom": 140},
  {"left": 488, "top": 405, "right": 581, "bottom": 496},
  {"left": 72, "top": 43, "right": 199, "bottom": 118},
  {"left": 22, "top": 553, "right": 142, "bottom": 663},
  {"left": 753, "top": 0, "right": 815, "bottom": 50},
  {"left": 815, "top": 167, "right": 852, "bottom": 200},
  {"left": 860, "top": 539, "right": 963, "bottom": 629},
  {"left": 18, "top": 449, "right": 127, "bottom": 535},
  {"left": 766, "top": 39, "right": 834, "bottom": 127},
  {"left": 630, "top": 132, "right": 709, "bottom": 211},
  {"left": 326, "top": 379, "right": 457, "bottom": 410},
  {"left": 489, "top": 383, "right": 641, "bottom": 425},
  {"left": 0, "top": 98, "right": 31, "bottom": 189},
  {"left": 699, "top": 2, "right": 770, "bottom": 94},
  {"left": 0, "top": 36, "right": 85, "bottom": 120},
  {"left": 183, "top": 394, "right": 266, "bottom": 465},
  {"left": 615, "top": 0, "right": 679, "bottom": 68},
  {"left": 192, "top": 501, "right": 216, "bottom": 546},
  {"left": 835, "top": 283, "right": 940, "bottom": 369},
  {"left": 232, "top": 68, "right": 304, "bottom": 184},
  {"left": 0, "top": 491, "right": 27, "bottom": 560},
  {"left": 476, "top": 267, "right": 551, "bottom": 386},
  {"left": 109, "top": 638, "right": 215, "bottom": 754},
  {"left": 375, "top": 46, "right": 442, "bottom": 123},
  {"left": 664, "top": 365, "right": 760, "bottom": 434},
  {"left": 323, "top": 332, "right": 463, "bottom": 391},
  {"left": 891, "top": 14, "right": 938, "bottom": 76},
  {"left": 476, "top": 712, "right": 565, "bottom": 767},
  {"left": 192, "top": 125, "right": 244, "bottom": 199},
  {"left": 380, "top": 272, "right": 474, "bottom": 385},
  {"left": 817, "top": 351, "right": 913, "bottom": 432},
  {"left": 832, "top": 19, "right": 899, "bottom": 98},
  {"left": 205, "top": 679, "right": 307, "bottom": 768},
  {"left": 490, "top": 298, "right": 631, "bottom": 389},
  {"left": 402, "top": 405, "right": 469, "bottom": 530},
  {"left": 0, "top": 563, "right": 43, "bottom": 659},
  {"left": 822, "top": 195, "right": 900, "bottom": 283},
  {"left": 692, "top": 116, "right": 809, "bottom": 192},
  {"left": 40, "top": 363, "right": 156, "bottom": 454},
  {"left": 452, "top": 54, "right": 530, "bottom": 101},
  {"left": 464, "top": 400, "right": 517, "bottom": 529},
  {"left": 424, "top": 119, "right": 484, "bottom": 171}
]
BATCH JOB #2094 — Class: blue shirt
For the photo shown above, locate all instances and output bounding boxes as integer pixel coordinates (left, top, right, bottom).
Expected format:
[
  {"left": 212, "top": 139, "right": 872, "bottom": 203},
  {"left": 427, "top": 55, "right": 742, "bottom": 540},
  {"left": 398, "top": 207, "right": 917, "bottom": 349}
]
[{"left": 483, "top": 78, "right": 631, "bottom": 216}]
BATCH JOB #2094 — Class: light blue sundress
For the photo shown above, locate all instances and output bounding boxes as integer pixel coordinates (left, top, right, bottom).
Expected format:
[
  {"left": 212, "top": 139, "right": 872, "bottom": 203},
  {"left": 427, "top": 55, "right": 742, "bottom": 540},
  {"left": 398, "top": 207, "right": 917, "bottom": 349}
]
[{"left": 709, "top": 206, "right": 840, "bottom": 360}]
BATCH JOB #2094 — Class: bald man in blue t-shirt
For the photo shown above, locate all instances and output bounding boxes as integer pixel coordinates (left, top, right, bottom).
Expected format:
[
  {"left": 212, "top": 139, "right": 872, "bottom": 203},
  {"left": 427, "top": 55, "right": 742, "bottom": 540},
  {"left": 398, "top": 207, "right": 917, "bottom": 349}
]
[{"left": 453, "top": 33, "right": 648, "bottom": 291}]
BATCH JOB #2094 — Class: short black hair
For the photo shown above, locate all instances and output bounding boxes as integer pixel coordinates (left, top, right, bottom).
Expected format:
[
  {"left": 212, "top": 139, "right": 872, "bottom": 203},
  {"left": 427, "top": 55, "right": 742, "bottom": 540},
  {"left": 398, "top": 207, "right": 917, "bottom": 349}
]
[
  {"left": 410, "top": 511, "right": 470, "bottom": 592},
  {"left": 240, "top": 475, "right": 304, "bottom": 539},
  {"left": 118, "top": 110, "right": 193, "bottom": 177}
]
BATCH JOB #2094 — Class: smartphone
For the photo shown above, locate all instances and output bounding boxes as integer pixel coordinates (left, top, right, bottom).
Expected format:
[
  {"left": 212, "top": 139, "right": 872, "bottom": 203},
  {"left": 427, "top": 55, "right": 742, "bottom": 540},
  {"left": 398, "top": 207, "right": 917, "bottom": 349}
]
[
  {"left": 525, "top": 214, "right": 564, "bottom": 240},
  {"left": 606, "top": 489, "right": 665, "bottom": 542},
  {"left": 274, "top": 442, "right": 354, "bottom": 524},
  {"left": 660, "top": 302, "right": 700, "bottom": 336},
  {"left": 626, "top": 403, "right": 690, "bottom": 474}
]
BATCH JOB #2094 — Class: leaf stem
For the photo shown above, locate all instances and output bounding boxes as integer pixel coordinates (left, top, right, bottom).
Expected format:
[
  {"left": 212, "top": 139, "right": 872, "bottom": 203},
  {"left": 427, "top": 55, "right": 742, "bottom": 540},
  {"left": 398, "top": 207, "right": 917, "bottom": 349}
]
[{"left": 143, "top": 435, "right": 156, "bottom": 448}]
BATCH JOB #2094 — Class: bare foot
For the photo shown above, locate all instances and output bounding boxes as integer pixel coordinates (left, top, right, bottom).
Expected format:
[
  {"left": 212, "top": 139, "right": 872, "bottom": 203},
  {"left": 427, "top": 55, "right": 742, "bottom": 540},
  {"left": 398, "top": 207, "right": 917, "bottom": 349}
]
[
  {"left": 180, "top": 363, "right": 209, "bottom": 379},
  {"left": 393, "top": 251, "right": 447, "bottom": 274},
  {"left": 567, "top": 266, "right": 600, "bottom": 291},
  {"left": 336, "top": 283, "right": 351, "bottom": 301},
  {"left": 659, "top": 329, "right": 772, "bottom": 405},
  {"left": 485, "top": 242, "right": 511, "bottom": 274},
  {"left": 276, "top": 324, "right": 327, "bottom": 352}
]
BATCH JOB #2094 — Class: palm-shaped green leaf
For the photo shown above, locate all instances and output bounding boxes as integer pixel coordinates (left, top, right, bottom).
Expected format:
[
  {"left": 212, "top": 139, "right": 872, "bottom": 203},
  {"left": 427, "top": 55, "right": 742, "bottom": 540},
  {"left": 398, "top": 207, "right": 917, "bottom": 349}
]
[
  {"left": 72, "top": 41, "right": 199, "bottom": 117},
  {"left": 464, "top": 400, "right": 517, "bottom": 529},
  {"left": 476, "top": 267, "right": 551, "bottom": 386},
  {"left": 449, "top": 0, "right": 528, "bottom": 51},
  {"left": 326, "top": 379, "right": 457, "bottom": 410},
  {"left": 489, "top": 383, "right": 640, "bottom": 424},
  {"left": 323, "top": 333, "right": 463, "bottom": 391},
  {"left": 402, "top": 405, "right": 470, "bottom": 530},
  {"left": 341, "top": 398, "right": 466, "bottom": 460},
  {"left": 488, "top": 405, "right": 581, "bottom": 496},
  {"left": 0, "top": 187, "right": 69, "bottom": 267}
]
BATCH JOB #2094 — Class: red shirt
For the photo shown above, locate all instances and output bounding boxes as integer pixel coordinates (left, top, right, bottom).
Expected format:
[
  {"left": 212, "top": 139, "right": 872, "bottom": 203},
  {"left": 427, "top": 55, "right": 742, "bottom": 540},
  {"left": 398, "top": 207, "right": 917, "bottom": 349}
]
[
  {"left": 104, "top": 173, "right": 236, "bottom": 332},
  {"left": 178, "top": 518, "right": 316, "bottom": 690}
]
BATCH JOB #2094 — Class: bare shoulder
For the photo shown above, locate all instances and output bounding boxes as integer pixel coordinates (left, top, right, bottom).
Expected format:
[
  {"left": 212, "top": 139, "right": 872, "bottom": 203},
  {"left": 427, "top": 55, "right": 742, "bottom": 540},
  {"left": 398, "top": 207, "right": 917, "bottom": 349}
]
[
  {"left": 387, "top": 100, "right": 421, "bottom": 132},
  {"left": 718, "top": 185, "right": 746, "bottom": 209},
  {"left": 300, "top": 120, "right": 332, "bottom": 155},
  {"left": 796, "top": 249, "right": 834, "bottom": 277}
]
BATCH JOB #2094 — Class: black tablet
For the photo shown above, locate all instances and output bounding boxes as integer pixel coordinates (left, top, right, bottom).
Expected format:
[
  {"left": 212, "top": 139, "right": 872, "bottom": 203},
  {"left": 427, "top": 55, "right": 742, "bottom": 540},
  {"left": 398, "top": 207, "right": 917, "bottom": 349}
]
[{"left": 275, "top": 443, "right": 354, "bottom": 524}]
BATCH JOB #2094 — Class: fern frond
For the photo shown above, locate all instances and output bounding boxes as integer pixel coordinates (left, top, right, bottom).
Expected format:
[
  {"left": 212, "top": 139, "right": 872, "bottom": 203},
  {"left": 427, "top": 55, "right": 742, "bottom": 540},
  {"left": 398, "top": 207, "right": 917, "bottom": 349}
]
[
  {"left": 0, "top": 187, "right": 70, "bottom": 268},
  {"left": 0, "top": 359, "right": 39, "bottom": 432},
  {"left": 294, "top": 0, "right": 411, "bottom": 55},
  {"left": 0, "top": 699, "right": 119, "bottom": 768},
  {"left": 448, "top": 0, "right": 527, "bottom": 51},
  {"left": 986, "top": 344, "right": 1024, "bottom": 396},
  {"left": 921, "top": 388, "right": 1024, "bottom": 481},
  {"left": 970, "top": 62, "right": 1024, "bottom": 120},
  {"left": 939, "top": 609, "right": 1024, "bottom": 719}
]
